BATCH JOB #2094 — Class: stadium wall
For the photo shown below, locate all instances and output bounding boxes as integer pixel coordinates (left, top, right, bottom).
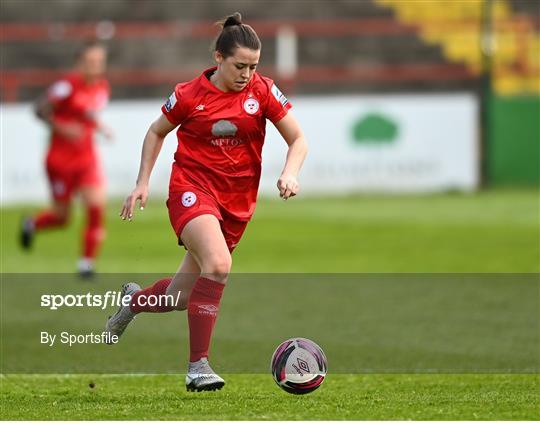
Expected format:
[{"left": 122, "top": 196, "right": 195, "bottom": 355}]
[
  {"left": 488, "top": 95, "right": 540, "bottom": 186},
  {"left": 1, "top": 94, "right": 479, "bottom": 205}
]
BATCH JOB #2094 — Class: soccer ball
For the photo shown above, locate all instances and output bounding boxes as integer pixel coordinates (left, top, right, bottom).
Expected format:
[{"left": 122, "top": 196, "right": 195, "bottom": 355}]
[{"left": 271, "top": 337, "right": 328, "bottom": 394}]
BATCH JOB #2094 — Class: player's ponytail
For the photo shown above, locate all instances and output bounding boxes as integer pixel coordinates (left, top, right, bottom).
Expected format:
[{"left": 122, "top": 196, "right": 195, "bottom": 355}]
[
  {"left": 214, "top": 12, "right": 261, "bottom": 57},
  {"left": 223, "top": 12, "right": 242, "bottom": 28}
]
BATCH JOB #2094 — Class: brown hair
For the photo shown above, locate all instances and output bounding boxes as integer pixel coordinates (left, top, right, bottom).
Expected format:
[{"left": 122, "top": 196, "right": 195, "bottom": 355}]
[
  {"left": 214, "top": 12, "right": 261, "bottom": 58},
  {"left": 78, "top": 40, "right": 107, "bottom": 58}
]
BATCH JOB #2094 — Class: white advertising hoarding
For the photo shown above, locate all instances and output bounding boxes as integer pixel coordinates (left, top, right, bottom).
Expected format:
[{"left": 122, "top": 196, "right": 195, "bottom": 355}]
[
  {"left": 1, "top": 93, "right": 478, "bottom": 205},
  {"left": 262, "top": 93, "right": 479, "bottom": 194}
]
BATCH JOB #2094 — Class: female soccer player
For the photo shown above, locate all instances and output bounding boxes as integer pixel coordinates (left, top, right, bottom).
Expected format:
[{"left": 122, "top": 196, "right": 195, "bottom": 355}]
[
  {"left": 21, "top": 41, "right": 112, "bottom": 278},
  {"left": 106, "top": 13, "right": 307, "bottom": 392}
]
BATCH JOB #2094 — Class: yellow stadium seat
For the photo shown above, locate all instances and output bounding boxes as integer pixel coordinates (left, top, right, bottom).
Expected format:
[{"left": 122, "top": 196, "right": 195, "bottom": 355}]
[{"left": 377, "top": 0, "right": 539, "bottom": 94}]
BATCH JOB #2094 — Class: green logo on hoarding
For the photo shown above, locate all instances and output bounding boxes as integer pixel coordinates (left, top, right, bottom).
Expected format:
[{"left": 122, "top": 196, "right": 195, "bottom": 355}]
[{"left": 352, "top": 113, "right": 399, "bottom": 145}]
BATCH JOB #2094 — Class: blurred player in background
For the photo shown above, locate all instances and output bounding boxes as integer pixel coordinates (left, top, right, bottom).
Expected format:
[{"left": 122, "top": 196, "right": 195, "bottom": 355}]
[
  {"left": 20, "top": 41, "right": 112, "bottom": 278},
  {"left": 106, "top": 13, "right": 307, "bottom": 391}
]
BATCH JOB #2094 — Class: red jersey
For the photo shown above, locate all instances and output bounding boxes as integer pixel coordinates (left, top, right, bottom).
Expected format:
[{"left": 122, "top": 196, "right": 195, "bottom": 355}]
[
  {"left": 162, "top": 67, "right": 292, "bottom": 221},
  {"left": 46, "top": 72, "right": 110, "bottom": 169}
]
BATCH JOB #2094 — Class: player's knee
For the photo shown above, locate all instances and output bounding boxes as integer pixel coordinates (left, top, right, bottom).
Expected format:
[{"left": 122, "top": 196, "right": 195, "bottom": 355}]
[
  {"left": 202, "top": 253, "right": 232, "bottom": 282},
  {"left": 50, "top": 203, "right": 71, "bottom": 226},
  {"left": 57, "top": 211, "right": 70, "bottom": 226}
]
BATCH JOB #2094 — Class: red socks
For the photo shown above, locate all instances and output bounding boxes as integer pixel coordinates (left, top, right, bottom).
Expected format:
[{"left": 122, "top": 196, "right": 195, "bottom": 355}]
[
  {"left": 34, "top": 207, "right": 103, "bottom": 259},
  {"left": 187, "top": 277, "right": 225, "bottom": 362},
  {"left": 83, "top": 206, "right": 104, "bottom": 259},
  {"left": 34, "top": 210, "right": 68, "bottom": 230},
  {"left": 129, "top": 276, "right": 225, "bottom": 362},
  {"left": 130, "top": 278, "right": 175, "bottom": 313}
]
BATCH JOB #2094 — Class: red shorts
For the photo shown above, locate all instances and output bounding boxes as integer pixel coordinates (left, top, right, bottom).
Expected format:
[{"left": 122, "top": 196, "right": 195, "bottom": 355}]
[
  {"left": 167, "top": 186, "right": 249, "bottom": 252},
  {"left": 46, "top": 160, "right": 104, "bottom": 203}
]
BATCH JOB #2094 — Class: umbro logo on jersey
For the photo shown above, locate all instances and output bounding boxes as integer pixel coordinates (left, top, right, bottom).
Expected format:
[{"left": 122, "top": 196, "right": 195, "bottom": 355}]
[{"left": 195, "top": 104, "right": 205, "bottom": 111}]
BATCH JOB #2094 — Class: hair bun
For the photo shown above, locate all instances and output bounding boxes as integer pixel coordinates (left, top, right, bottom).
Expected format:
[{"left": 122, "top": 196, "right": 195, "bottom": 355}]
[{"left": 223, "top": 12, "right": 242, "bottom": 27}]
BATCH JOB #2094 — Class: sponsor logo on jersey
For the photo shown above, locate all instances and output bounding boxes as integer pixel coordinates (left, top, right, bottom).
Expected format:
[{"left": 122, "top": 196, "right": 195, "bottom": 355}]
[
  {"left": 195, "top": 104, "right": 205, "bottom": 111},
  {"left": 271, "top": 84, "right": 289, "bottom": 107},
  {"left": 164, "top": 92, "right": 177, "bottom": 112},
  {"left": 181, "top": 191, "right": 197, "bottom": 207},
  {"left": 210, "top": 120, "right": 244, "bottom": 150},
  {"left": 243, "top": 97, "right": 260, "bottom": 114},
  {"left": 210, "top": 138, "right": 245, "bottom": 147},
  {"left": 212, "top": 119, "right": 238, "bottom": 137}
]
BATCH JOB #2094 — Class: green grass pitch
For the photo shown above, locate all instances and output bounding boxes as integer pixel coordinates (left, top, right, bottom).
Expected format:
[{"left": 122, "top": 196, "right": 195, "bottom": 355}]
[
  {"left": 1, "top": 189, "right": 539, "bottom": 420},
  {"left": 1, "top": 374, "right": 537, "bottom": 420}
]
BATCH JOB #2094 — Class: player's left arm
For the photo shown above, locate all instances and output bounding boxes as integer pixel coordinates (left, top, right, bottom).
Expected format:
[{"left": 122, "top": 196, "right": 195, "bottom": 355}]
[{"left": 273, "top": 112, "right": 308, "bottom": 200}]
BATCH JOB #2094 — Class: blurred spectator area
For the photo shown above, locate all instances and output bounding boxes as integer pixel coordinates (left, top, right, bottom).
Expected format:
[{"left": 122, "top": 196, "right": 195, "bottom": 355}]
[
  {"left": 378, "top": 0, "right": 539, "bottom": 95},
  {"left": 0, "top": 0, "right": 538, "bottom": 102}
]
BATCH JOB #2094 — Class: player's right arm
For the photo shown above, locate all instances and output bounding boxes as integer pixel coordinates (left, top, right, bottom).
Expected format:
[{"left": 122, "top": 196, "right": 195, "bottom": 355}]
[{"left": 120, "top": 114, "right": 176, "bottom": 221}]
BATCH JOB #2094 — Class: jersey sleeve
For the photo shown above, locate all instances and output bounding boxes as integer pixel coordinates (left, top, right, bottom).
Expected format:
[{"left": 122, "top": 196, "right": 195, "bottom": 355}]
[
  {"left": 47, "top": 79, "right": 73, "bottom": 105},
  {"left": 263, "top": 79, "right": 292, "bottom": 124},
  {"left": 161, "top": 83, "right": 190, "bottom": 126}
]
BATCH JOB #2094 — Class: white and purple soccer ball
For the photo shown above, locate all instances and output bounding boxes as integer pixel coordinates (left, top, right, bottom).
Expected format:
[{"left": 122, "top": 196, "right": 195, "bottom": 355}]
[{"left": 271, "top": 337, "right": 328, "bottom": 394}]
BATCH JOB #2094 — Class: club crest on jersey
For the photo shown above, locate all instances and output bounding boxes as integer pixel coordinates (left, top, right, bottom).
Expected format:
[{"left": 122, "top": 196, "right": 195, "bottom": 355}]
[
  {"left": 212, "top": 119, "right": 238, "bottom": 136},
  {"left": 243, "top": 97, "right": 260, "bottom": 114},
  {"left": 181, "top": 192, "right": 197, "bottom": 207},
  {"left": 164, "top": 92, "right": 177, "bottom": 112}
]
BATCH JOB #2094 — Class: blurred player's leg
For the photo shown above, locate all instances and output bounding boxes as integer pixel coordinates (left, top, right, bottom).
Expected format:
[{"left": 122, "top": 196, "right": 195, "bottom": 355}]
[
  {"left": 20, "top": 201, "right": 70, "bottom": 250},
  {"left": 181, "top": 214, "right": 230, "bottom": 391},
  {"left": 21, "top": 164, "right": 73, "bottom": 249},
  {"left": 79, "top": 185, "right": 106, "bottom": 278}
]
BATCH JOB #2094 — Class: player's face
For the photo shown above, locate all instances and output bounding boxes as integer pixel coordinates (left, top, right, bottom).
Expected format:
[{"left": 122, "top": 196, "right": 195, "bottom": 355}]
[
  {"left": 80, "top": 46, "right": 107, "bottom": 81},
  {"left": 216, "top": 47, "right": 260, "bottom": 92}
]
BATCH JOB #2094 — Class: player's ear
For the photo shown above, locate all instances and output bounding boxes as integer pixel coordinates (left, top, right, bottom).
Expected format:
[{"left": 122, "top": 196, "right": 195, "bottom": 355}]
[{"left": 214, "top": 51, "right": 224, "bottom": 65}]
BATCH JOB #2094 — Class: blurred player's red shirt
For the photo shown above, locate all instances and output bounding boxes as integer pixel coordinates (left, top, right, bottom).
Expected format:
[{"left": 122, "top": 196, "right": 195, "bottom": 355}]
[
  {"left": 162, "top": 67, "right": 292, "bottom": 221},
  {"left": 47, "top": 72, "right": 110, "bottom": 169}
]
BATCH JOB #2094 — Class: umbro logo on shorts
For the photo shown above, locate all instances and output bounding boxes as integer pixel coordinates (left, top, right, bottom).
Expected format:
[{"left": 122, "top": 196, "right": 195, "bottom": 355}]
[{"left": 181, "top": 191, "right": 197, "bottom": 207}]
